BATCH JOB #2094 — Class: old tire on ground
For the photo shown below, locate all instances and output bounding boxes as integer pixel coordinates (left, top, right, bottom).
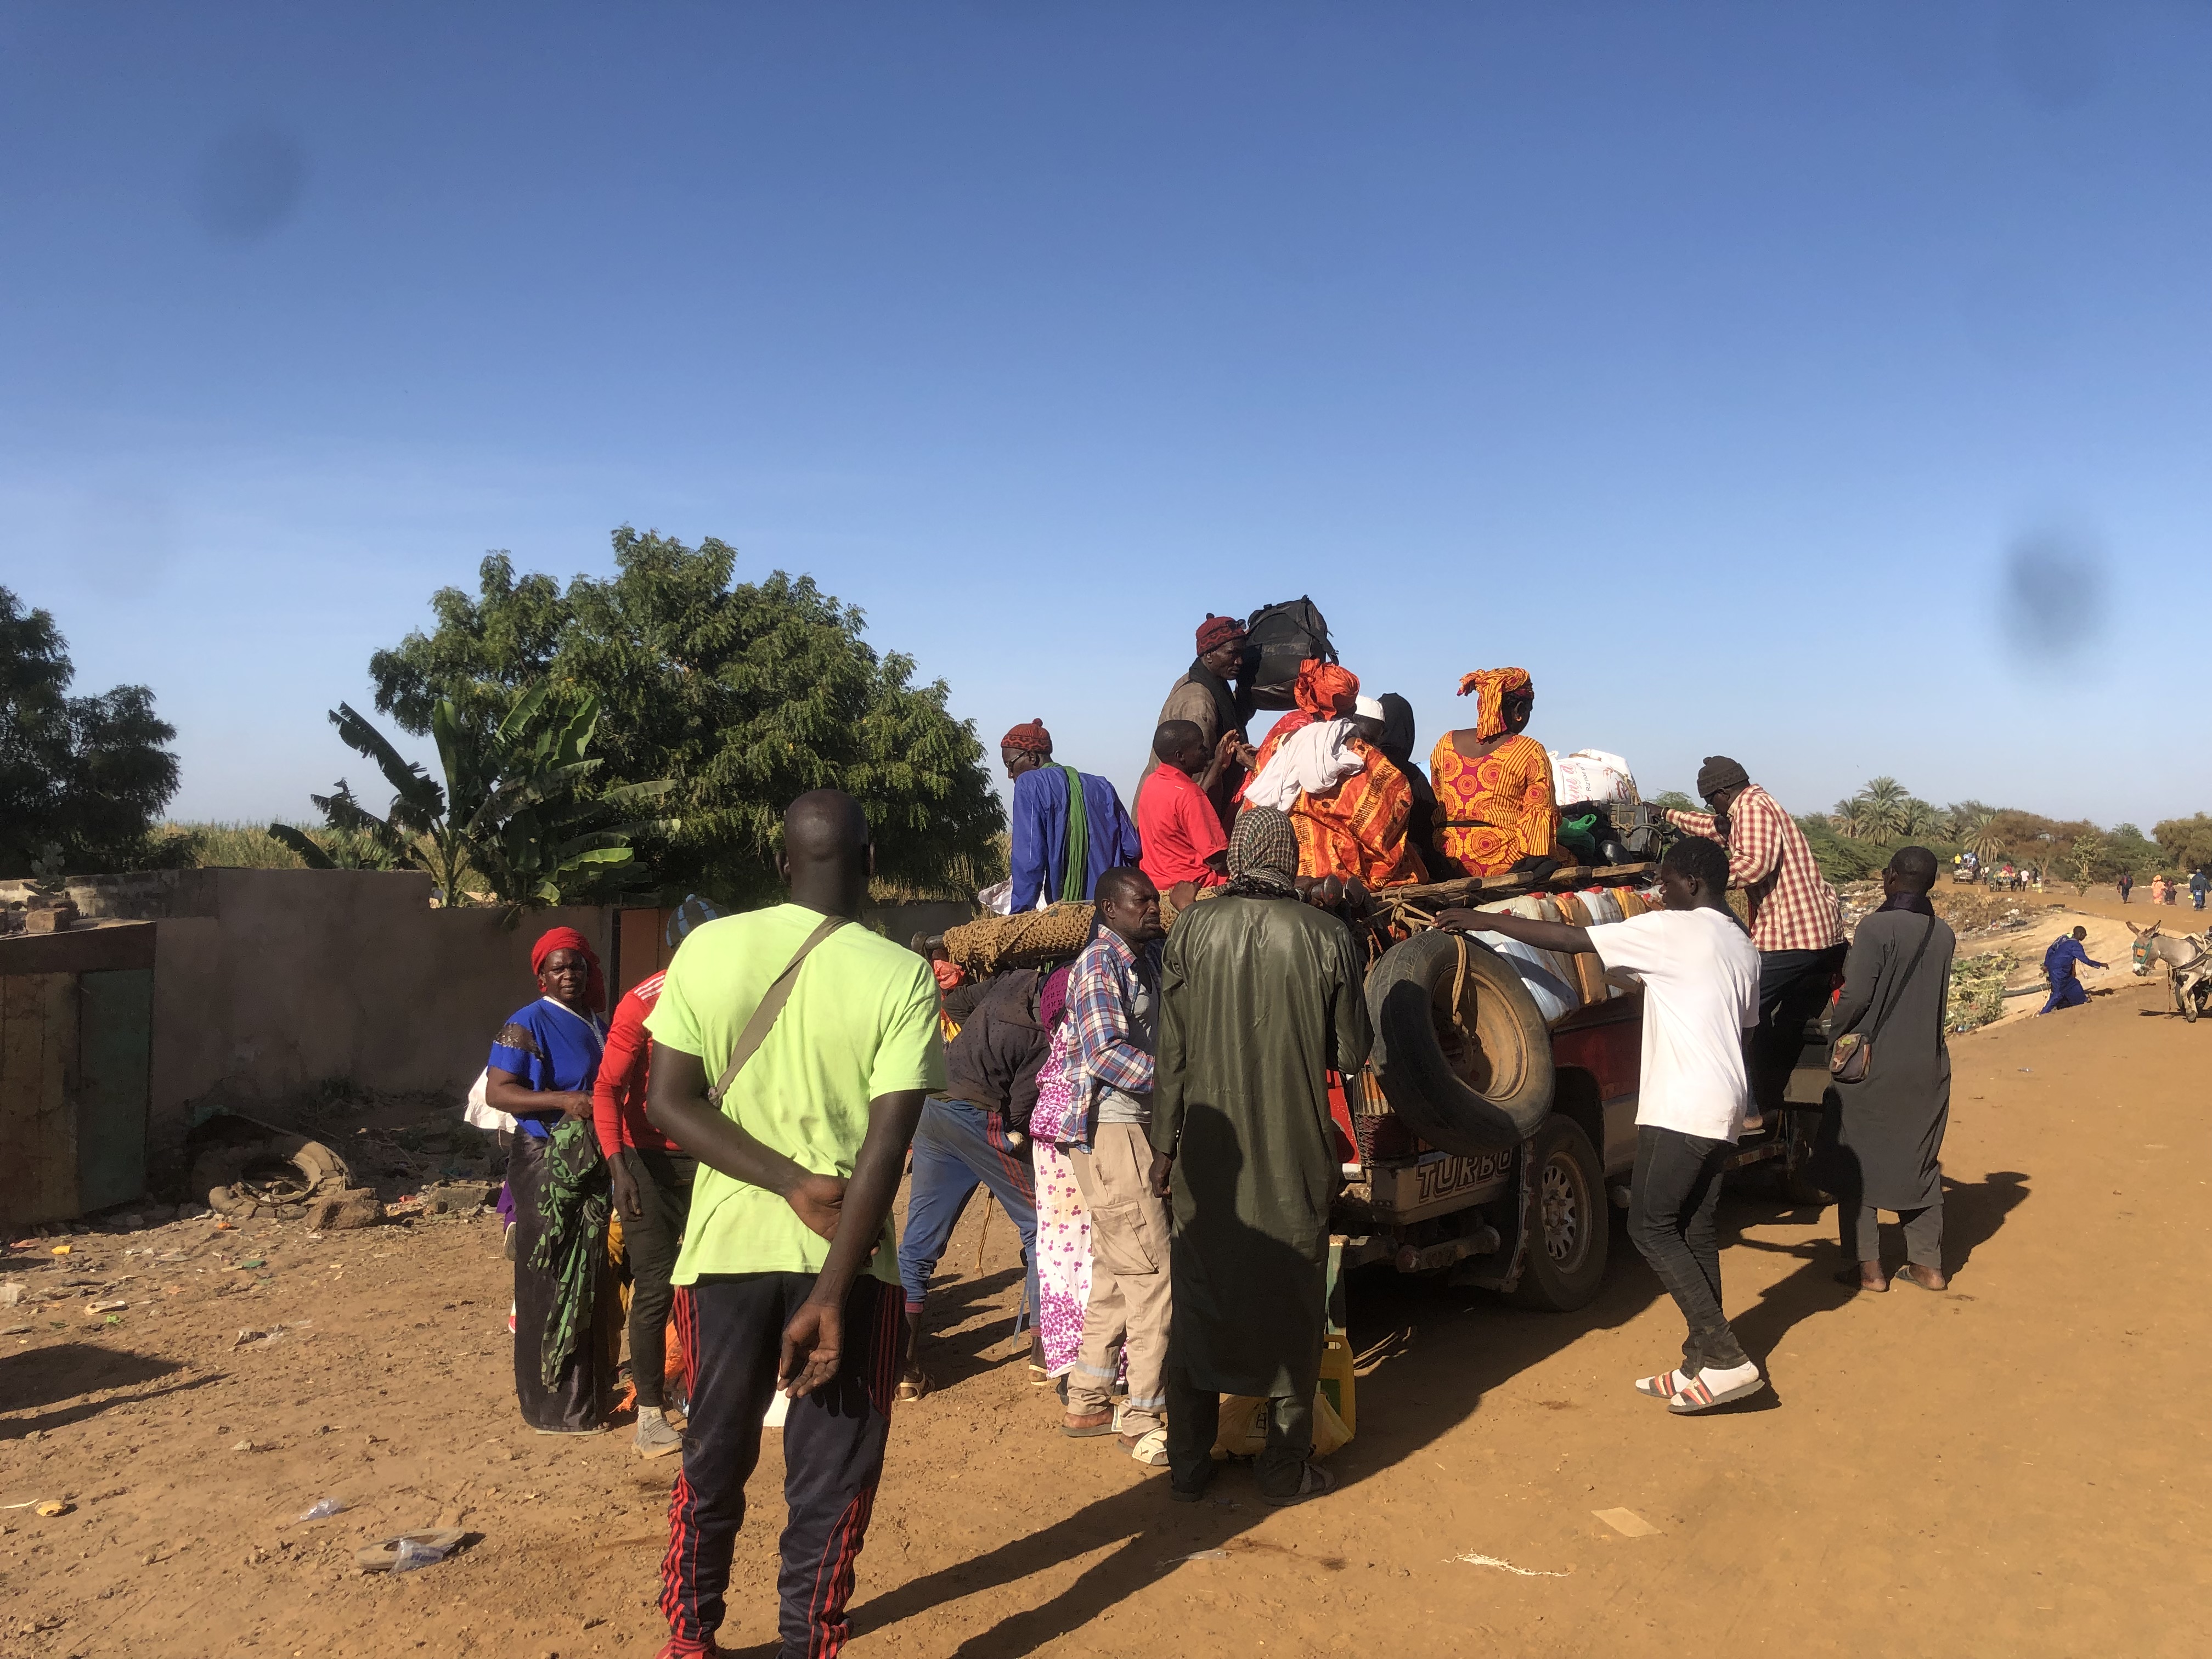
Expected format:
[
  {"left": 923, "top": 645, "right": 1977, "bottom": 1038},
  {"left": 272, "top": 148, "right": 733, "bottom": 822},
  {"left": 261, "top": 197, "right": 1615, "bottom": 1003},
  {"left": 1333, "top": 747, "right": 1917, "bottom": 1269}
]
[
  {"left": 190, "top": 1135, "right": 352, "bottom": 1217},
  {"left": 1365, "top": 930, "right": 1554, "bottom": 1156},
  {"left": 1509, "top": 1114, "right": 1609, "bottom": 1311}
]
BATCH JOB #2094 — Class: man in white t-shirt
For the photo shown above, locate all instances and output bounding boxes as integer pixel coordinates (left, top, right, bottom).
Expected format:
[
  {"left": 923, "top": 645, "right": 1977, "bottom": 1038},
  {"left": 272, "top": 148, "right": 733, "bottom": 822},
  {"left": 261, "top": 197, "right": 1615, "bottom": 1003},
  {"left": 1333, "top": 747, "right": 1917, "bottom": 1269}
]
[{"left": 1438, "top": 836, "right": 1765, "bottom": 1413}]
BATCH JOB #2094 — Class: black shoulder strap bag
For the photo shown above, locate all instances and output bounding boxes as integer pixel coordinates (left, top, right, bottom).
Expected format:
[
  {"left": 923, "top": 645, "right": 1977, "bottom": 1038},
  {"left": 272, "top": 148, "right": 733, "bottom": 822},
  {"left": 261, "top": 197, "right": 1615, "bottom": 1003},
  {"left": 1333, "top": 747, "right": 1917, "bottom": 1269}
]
[{"left": 1829, "top": 915, "right": 1936, "bottom": 1084}]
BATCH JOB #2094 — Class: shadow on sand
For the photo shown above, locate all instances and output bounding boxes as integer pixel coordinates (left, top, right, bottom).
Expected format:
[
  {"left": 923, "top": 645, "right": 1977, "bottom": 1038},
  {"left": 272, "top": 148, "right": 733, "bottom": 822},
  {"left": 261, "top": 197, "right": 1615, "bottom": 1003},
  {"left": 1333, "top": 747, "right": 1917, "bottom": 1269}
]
[
  {"left": 836, "top": 1164, "right": 2033, "bottom": 1655},
  {"left": 0, "top": 1344, "right": 213, "bottom": 1440}
]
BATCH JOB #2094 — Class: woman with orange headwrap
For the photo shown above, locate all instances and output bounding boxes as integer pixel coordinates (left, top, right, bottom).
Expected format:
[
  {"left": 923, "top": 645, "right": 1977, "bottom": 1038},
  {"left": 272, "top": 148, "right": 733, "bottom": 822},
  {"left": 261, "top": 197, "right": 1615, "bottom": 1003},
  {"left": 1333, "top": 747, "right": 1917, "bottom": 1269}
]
[
  {"left": 1239, "top": 665, "right": 1425, "bottom": 888},
  {"left": 1237, "top": 660, "right": 1359, "bottom": 803},
  {"left": 1429, "top": 667, "right": 1562, "bottom": 878},
  {"left": 1288, "top": 692, "right": 1429, "bottom": 888}
]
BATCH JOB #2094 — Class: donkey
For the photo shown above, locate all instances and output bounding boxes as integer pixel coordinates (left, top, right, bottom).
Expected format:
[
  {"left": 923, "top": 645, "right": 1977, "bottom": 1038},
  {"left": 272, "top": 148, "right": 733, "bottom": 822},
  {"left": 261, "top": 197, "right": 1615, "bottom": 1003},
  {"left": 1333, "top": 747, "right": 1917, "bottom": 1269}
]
[{"left": 2128, "top": 921, "right": 2212, "bottom": 1022}]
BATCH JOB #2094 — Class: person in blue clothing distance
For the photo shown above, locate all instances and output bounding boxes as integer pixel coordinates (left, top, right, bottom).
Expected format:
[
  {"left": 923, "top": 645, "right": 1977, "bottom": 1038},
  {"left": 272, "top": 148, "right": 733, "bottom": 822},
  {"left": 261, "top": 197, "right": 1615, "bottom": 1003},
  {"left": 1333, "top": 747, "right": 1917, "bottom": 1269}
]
[
  {"left": 2192, "top": 868, "right": 2208, "bottom": 911},
  {"left": 2039, "top": 926, "right": 2106, "bottom": 1014},
  {"left": 1001, "top": 718, "right": 1143, "bottom": 912}
]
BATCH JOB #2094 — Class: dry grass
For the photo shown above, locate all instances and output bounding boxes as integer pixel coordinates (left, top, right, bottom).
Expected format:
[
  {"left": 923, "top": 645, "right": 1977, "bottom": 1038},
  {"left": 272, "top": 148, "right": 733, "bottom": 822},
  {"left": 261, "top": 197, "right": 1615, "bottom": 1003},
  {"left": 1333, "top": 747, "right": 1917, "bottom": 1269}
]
[{"left": 155, "top": 821, "right": 310, "bottom": 868}]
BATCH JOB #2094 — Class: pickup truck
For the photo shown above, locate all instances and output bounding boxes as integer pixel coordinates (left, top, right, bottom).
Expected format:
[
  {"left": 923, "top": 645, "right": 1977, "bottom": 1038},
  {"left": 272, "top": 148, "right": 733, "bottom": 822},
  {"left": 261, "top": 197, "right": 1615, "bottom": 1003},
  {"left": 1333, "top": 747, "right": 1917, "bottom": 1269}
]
[{"left": 1330, "top": 865, "right": 1831, "bottom": 1310}]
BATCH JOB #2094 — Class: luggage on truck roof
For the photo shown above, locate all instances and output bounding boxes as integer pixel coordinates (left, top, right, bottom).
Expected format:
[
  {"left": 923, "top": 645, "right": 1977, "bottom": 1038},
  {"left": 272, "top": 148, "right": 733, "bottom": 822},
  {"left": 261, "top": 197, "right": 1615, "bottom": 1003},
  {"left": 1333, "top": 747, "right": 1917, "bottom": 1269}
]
[{"left": 1243, "top": 596, "right": 1338, "bottom": 711}]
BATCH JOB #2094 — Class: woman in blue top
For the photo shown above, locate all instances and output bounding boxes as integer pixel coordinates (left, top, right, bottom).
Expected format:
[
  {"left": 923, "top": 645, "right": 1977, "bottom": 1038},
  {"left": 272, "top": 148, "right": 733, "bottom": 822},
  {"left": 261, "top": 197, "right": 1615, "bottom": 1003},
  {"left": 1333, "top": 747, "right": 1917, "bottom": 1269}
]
[{"left": 487, "top": 926, "right": 617, "bottom": 1433}]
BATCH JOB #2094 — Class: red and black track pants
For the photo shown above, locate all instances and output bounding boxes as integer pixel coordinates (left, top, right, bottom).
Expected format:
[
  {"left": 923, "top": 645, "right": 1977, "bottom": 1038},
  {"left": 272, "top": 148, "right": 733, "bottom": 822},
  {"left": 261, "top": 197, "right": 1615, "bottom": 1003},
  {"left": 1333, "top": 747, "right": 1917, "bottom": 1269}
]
[{"left": 660, "top": 1273, "right": 903, "bottom": 1659}]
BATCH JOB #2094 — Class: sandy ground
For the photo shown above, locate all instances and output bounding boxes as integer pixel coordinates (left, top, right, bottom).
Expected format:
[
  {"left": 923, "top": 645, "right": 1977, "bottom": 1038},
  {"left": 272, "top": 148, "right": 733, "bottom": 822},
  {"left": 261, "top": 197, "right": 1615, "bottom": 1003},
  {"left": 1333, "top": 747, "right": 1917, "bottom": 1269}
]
[{"left": 3, "top": 970, "right": 2207, "bottom": 1659}]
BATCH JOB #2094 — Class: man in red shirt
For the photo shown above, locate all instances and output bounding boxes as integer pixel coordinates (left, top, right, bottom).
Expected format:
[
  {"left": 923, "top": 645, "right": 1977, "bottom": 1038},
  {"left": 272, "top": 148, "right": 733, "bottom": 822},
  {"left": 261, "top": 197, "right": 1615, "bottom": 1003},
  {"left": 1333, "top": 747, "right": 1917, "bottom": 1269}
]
[
  {"left": 596, "top": 964, "right": 695, "bottom": 1458},
  {"left": 1136, "top": 720, "right": 1245, "bottom": 901}
]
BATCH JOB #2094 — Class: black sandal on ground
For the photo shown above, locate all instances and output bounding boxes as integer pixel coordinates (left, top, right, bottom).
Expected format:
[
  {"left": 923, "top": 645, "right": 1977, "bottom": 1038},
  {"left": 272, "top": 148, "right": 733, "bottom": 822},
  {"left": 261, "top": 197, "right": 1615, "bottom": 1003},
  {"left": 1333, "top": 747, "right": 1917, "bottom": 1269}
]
[{"left": 1262, "top": 1462, "right": 1339, "bottom": 1507}]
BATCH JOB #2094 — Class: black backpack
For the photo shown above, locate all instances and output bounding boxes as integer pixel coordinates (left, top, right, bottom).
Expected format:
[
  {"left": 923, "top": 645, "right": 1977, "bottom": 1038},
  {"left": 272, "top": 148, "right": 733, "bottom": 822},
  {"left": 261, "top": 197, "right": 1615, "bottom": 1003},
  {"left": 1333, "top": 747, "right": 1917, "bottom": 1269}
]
[{"left": 1242, "top": 596, "right": 1337, "bottom": 710}]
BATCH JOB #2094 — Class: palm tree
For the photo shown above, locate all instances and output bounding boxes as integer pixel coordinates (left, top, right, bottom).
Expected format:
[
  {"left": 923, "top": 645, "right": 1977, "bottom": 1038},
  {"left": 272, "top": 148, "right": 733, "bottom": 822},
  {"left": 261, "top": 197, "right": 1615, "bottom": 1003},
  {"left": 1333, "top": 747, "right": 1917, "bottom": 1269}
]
[
  {"left": 1960, "top": 810, "right": 2006, "bottom": 864},
  {"left": 1858, "top": 777, "right": 1909, "bottom": 839},
  {"left": 270, "top": 684, "right": 675, "bottom": 910},
  {"left": 1895, "top": 797, "right": 1940, "bottom": 839},
  {"left": 1830, "top": 796, "right": 1882, "bottom": 841}
]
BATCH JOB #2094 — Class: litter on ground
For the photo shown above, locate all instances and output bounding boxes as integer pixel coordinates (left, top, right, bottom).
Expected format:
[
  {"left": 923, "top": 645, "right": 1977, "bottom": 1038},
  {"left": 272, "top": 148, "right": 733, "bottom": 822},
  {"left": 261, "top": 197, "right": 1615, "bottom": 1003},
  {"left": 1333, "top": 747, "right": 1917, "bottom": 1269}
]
[
  {"left": 1453, "top": 1551, "right": 1571, "bottom": 1577},
  {"left": 1593, "top": 1508, "right": 1660, "bottom": 1537}
]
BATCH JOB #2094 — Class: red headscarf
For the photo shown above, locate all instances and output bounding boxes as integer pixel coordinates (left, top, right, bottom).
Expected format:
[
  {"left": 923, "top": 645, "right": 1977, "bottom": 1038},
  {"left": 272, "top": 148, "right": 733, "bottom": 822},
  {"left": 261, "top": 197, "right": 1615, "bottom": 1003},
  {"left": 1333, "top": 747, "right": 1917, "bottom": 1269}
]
[
  {"left": 1000, "top": 719, "right": 1053, "bottom": 756},
  {"left": 1195, "top": 614, "right": 1246, "bottom": 654},
  {"left": 1456, "top": 667, "right": 1533, "bottom": 741},
  {"left": 1291, "top": 659, "right": 1360, "bottom": 720},
  {"left": 531, "top": 925, "right": 606, "bottom": 1012}
]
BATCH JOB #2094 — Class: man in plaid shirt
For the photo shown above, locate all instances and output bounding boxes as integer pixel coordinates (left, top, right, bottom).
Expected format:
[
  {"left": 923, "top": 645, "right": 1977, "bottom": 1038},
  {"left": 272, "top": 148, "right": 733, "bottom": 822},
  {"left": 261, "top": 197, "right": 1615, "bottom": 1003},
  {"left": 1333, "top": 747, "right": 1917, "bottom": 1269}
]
[
  {"left": 1063, "top": 866, "right": 1174, "bottom": 1468},
  {"left": 1664, "top": 756, "right": 1845, "bottom": 1119}
]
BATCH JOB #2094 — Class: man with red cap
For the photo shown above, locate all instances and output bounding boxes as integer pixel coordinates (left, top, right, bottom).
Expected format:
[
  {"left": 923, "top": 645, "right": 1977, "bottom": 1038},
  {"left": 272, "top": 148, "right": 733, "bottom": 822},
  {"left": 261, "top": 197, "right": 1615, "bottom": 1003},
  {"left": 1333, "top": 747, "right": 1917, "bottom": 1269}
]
[
  {"left": 1002, "top": 719, "right": 1142, "bottom": 913},
  {"left": 1141, "top": 614, "right": 1258, "bottom": 826}
]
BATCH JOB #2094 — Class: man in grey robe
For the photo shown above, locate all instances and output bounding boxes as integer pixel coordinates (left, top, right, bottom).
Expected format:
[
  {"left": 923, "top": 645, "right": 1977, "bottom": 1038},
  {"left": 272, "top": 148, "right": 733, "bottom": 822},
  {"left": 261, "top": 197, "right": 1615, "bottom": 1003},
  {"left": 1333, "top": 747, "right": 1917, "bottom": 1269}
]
[
  {"left": 1139, "top": 613, "right": 1257, "bottom": 825},
  {"left": 1148, "top": 806, "right": 1373, "bottom": 1505},
  {"left": 1819, "top": 845, "right": 1957, "bottom": 1292}
]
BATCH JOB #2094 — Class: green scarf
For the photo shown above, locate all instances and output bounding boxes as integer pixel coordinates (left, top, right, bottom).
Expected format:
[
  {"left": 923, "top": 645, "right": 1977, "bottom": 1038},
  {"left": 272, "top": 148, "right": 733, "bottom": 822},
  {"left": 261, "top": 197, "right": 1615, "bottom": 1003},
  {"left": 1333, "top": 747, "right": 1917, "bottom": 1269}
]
[
  {"left": 1057, "top": 764, "right": 1091, "bottom": 903},
  {"left": 528, "top": 1117, "right": 610, "bottom": 1391}
]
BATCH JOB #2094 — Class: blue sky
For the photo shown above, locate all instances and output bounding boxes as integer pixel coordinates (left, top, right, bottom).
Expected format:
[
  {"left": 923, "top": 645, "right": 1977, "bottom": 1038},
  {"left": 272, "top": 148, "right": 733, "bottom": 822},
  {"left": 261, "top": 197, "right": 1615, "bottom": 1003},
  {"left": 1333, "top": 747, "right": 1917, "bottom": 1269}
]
[{"left": 3, "top": 2, "right": 2206, "bottom": 832}]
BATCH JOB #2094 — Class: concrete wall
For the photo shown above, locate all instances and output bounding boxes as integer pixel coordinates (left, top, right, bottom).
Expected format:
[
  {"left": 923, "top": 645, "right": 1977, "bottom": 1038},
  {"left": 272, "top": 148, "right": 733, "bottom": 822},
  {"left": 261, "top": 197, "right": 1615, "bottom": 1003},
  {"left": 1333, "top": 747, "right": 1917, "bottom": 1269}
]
[
  {"left": 0, "top": 870, "right": 972, "bottom": 1186},
  {"left": 2, "top": 870, "right": 612, "bottom": 1170},
  {"left": 613, "top": 900, "right": 975, "bottom": 995}
]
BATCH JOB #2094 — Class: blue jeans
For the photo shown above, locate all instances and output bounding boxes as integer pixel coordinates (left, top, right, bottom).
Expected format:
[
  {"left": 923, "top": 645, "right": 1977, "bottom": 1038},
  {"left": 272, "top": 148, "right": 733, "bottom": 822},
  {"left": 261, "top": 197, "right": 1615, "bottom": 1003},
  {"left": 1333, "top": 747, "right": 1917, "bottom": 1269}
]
[{"left": 896, "top": 1097, "right": 1038, "bottom": 1325}]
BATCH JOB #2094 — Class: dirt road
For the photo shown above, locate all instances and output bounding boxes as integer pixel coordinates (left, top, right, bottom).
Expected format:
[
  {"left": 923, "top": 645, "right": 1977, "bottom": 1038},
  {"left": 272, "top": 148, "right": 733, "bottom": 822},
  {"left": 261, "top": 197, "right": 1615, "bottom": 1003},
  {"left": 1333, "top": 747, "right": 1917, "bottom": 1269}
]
[{"left": 3, "top": 972, "right": 2204, "bottom": 1658}]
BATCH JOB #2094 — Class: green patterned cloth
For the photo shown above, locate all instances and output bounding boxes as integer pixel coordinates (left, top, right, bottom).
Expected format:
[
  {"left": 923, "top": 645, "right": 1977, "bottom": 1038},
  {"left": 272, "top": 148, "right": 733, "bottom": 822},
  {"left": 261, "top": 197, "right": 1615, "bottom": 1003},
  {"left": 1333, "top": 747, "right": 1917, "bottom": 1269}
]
[
  {"left": 1056, "top": 764, "right": 1091, "bottom": 902},
  {"left": 528, "top": 1118, "right": 611, "bottom": 1391}
]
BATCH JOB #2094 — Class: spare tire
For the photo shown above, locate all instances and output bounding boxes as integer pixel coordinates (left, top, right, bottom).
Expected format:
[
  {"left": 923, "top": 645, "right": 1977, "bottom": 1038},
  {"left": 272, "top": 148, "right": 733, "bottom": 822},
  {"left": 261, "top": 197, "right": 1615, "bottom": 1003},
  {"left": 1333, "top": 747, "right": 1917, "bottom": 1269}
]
[{"left": 1365, "top": 930, "right": 1555, "bottom": 1156}]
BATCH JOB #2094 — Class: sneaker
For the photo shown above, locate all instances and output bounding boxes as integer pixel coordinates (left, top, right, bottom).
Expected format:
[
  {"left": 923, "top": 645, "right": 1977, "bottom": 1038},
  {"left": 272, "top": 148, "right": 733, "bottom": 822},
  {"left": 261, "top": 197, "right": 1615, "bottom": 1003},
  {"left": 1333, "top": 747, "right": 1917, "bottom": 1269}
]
[
  {"left": 503, "top": 1222, "right": 517, "bottom": 1262},
  {"left": 506, "top": 1300, "right": 517, "bottom": 1337},
  {"left": 635, "top": 1409, "right": 684, "bottom": 1459}
]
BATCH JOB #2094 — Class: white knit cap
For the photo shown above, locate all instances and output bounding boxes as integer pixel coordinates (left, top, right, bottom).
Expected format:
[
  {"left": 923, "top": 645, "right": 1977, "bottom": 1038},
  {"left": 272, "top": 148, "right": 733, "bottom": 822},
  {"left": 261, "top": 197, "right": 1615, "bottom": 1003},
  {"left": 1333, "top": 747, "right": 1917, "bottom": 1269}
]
[{"left": 1353, "top": 696, "right": 1384, "bottom": 720}]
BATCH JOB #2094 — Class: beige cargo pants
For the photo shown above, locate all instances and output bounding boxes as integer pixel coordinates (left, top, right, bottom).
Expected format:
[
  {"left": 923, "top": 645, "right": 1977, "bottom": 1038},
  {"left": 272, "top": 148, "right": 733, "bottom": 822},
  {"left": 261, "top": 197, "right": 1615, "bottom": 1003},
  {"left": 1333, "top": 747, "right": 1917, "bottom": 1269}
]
[{"left": 1066, "top": 1122, "right": 1174, "bottom": 1436}]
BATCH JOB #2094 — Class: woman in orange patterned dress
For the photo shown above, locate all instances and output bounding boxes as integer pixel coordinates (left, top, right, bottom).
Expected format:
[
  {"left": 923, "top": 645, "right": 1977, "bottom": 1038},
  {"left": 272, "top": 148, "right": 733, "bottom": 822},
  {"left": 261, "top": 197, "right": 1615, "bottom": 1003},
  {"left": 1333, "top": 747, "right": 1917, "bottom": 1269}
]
[
  {"left": 1429, "top": 667, "right": 1562, "bottom": 878},
  {"left": 1289, "top": 698, "right": 1428, "bottom": 888}
]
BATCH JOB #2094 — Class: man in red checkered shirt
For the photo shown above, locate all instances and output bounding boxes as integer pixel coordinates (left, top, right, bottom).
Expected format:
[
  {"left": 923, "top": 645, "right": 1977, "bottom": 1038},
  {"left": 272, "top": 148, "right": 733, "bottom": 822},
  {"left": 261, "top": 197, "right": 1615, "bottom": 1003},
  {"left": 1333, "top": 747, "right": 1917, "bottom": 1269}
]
[{"left": 1663, "top": 756, "right": 1844, "bottom": 1121}]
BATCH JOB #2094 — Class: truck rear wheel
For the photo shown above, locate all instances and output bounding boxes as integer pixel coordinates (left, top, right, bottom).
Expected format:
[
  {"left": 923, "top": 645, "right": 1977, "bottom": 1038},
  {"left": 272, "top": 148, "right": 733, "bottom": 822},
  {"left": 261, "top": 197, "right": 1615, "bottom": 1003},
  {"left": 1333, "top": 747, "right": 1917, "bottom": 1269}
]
[
  {"left": 1365, "top": 930, "right": 1555, "bottom": 1156},
  {"left": 1508, "top": 1115, "right": 1609, "bottom": 1311}
]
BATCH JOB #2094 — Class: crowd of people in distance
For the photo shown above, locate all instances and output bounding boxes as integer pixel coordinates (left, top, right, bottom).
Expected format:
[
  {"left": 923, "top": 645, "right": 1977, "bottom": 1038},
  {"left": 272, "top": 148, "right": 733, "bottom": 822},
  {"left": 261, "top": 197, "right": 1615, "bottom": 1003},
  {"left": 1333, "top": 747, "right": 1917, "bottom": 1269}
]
[{"left": 464, "top": 612, "right": 1984, "bottom": 1659}]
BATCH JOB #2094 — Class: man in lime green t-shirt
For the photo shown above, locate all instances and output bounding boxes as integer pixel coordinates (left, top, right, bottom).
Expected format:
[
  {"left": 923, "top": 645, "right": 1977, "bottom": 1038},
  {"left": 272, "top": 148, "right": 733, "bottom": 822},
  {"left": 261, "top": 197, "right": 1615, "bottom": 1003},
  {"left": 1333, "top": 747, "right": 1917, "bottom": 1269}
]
[{"left": 644, "top": 790, "right": 944, "bottom": 1659}]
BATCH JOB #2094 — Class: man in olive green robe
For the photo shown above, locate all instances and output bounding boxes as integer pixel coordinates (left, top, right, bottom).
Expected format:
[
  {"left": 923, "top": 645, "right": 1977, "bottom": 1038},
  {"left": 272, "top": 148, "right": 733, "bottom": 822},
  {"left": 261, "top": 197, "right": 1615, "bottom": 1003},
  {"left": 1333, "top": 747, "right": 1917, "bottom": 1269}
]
[{"left": 1148, "top": 806, "right": 1373, "bottom": 1505}]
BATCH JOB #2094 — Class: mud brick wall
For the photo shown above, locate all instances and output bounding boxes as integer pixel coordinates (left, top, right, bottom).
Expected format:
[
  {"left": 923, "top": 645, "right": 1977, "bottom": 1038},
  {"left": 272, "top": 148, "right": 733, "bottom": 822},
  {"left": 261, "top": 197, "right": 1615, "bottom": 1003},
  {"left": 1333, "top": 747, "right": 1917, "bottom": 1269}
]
[{"left": 1, "top": 870, "right": 613, "bottom": 1179}]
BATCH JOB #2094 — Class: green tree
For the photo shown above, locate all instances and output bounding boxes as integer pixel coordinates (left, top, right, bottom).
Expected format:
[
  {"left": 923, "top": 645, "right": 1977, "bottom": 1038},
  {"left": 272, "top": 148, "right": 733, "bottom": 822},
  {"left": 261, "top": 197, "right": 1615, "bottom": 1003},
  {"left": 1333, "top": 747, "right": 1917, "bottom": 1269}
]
[
  {"left": 1858, "top": 776, "right": 1909, "bottom": 837},
  {"left": 2066, "top": 831, "right": 2105, "bottom": 895},
  {"left": 2102, "top": 822, "right": 2165, "bottom": 879},
  {"left": 1942, "top": 800, "right": 1995, "bottom": 840},
  {"left": 1958, "top": 810, "right": 2007, "bottom": 864},
  {"left": 1895, "top": 796, "right": 1941, "bottom": 839},
  {"left": 1797, "top": 814, "right": 1889, "bottom": 882},
  {"left": 1, "top": 587, "right": 185, "bottom": 877},
  {"left": 2154, "top": 812, "right": 2212, "bottom": 873},
  {"left": 1828, "top": 795, "right": 1878, "bottom": 840},
  {"left": 368, "top": 530, "right": 1001, "bottom": 904},
  {"left": 272, "top": 685, "right": 672, "bottom": 911}
]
